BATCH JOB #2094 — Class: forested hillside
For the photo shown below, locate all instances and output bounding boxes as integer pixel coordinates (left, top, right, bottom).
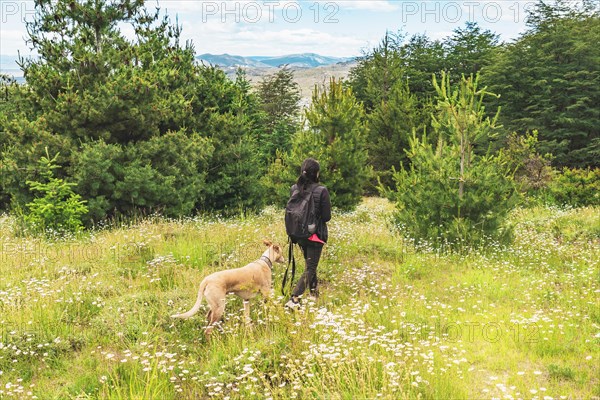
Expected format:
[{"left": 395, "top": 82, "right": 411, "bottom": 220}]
[{"left": 0, "top": 0, "right": 598, "bottom": 241}]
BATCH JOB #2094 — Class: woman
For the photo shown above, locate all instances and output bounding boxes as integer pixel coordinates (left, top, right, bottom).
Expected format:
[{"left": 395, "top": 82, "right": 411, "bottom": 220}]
[{"left": 285, "top": 158, "right": 331, "bottom": 309}]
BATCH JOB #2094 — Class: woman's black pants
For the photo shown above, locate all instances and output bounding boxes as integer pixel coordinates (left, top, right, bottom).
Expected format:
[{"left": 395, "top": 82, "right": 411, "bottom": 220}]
[{"left": 292, "top": 239, "right": 323, "bottom": 298}]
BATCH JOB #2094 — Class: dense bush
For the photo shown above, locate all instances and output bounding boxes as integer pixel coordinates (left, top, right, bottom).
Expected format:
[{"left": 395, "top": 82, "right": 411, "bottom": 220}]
[
  {"left": 71, "top": 132, "right": 213, "bottom": 221},
  {"left": 22, "top": 150, "right": 88, "bottom": 236},
  {"left": 261, "top": 153, "right": 295, "bottom": 207},
  {"left": 501, "top": 131, "right": 553, "bottom": 194},
  {"left": 545, "top": 168, "right": 600, "bottom": 207},
  {"left": 389, "top": 134, "right": 518, "bottom": 249}
]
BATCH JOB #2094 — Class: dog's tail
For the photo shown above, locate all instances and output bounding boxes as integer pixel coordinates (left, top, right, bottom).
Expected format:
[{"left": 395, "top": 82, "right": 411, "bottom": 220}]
[{"left": 171, "top": 279, "right": 207, "bottom": 319}]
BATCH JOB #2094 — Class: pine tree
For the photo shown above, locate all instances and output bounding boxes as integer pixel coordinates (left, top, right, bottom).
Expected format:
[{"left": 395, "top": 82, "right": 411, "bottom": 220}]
[
  {"left": 20, "top": 0, "right": 197, "bottom": 143},
  {"left": 348, "top": 24, "right": 501, "bottom": 192},
  {"left": 348, "top": 31, "right": 405, "bottom": 112},
  {"left": 289, "top": 78, "right": 369, "bottom": 211},
  {"left": 24, "top": 149, "right": 88, "bottom": 236},
  {"left": 196, "top": 68, "right": 267, "bottom": 213},
  {"left": 445, "top": 22, "right": 499, "bottom": 78},
  {"left": 387, "top": 73, "right": 519, "bottom": 249},
  {"left": 483, "top": 0, "right": 600, "bottom": 168},
  {"left": 400, "top": 34, "right": 447, "bottom": 104},
  {"left": 367, "top": 80, "right": 420, "bottom": 191},
  {"left": 431, "top": 72, "right": 501, "bottom": 203},
  {"left": 256, "top": 65, "right": 301, "bottom": 159},
  {"left": 348, "top": 32, "right": 428, "bottom": 192}
]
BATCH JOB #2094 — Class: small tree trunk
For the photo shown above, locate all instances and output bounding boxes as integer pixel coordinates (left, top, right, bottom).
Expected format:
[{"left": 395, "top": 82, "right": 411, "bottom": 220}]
[{"left": 95, "top": 26, "right": 102, "bottom": 54}]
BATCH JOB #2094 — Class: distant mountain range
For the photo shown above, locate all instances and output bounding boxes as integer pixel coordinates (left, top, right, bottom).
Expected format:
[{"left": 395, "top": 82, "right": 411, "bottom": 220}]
[
  {"left": 0, "top": 53, "right": 357, "bottom": 85},
  {"left": 197, "top": 53, "right": 355, "bottom": 69}
]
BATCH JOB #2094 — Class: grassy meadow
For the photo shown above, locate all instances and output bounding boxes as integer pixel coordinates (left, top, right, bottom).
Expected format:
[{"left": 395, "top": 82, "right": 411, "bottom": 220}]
[{"left": 0, "top": 198, "right": 598, "bottom": 399}]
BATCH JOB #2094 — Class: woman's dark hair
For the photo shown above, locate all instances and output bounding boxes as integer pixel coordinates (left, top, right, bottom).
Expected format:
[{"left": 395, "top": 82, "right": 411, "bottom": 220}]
[{"left": 296, "top": 158, "right": 320, "bottom": 189}]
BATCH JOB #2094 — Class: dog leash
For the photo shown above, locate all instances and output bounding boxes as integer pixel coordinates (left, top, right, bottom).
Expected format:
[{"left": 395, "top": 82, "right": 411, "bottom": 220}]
[{"left": 281, "top": 238, "right": 296, "bottom": 296}]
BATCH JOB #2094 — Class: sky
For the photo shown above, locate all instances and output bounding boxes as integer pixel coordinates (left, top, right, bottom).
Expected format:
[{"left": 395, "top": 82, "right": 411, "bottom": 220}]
[{"left": 0, "top": 0, "right": 538, "bottom": 65}]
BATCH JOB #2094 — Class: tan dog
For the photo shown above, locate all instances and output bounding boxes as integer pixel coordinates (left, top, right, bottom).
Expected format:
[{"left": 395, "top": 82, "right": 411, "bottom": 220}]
[{"left": 171, "top": 240, "right": 285, "bottom": 334}]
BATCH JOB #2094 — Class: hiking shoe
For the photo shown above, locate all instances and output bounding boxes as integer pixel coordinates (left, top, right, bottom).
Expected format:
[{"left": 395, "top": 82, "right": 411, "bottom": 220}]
[{"left": 285, "top": 299, "right": 300, "bottom": 310}]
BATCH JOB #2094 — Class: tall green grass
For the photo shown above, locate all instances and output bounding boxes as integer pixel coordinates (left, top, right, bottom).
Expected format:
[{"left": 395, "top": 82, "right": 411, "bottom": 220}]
[{"left": 0, "top": 199, "right": 598, "bottom": 399}]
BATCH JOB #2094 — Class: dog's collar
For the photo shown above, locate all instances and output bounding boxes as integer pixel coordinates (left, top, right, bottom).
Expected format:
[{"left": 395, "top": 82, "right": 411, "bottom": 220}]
[{"left": 259, "top": 255, "right": 273, "bottom": 270}]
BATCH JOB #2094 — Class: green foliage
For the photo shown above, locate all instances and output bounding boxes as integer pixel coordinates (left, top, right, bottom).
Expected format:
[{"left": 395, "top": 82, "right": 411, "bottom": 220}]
[
  {"left": 1, "top": 0, "right": 267, "bottom": 221},
  {"left": 387, "top": 74, "right": 519, "bottom": 248},
  {"left": 445, "top": 22, "right": 499, "bottom": 78},
  {"left": 545, "top": 168, "right": 600, "bottom": 207},
  {"left": 70, "top": 139, "right": 122, "bottom": 221},
  {"left": 71, "top": 132, "right": 213, "bottom": 221},
  {"left": 349, "top": 29, "right": 447, "bottom": 111},
  {"left": 501, "top": 131, "right": 553, "bottom": 193},
  {"left": 256, "top": 66, "right": 301, "bottom": 159},
  {"left": 289, "top": 78, "right": 370, "bottom": 211},
  {"left": 200, "top": 113, "right": 265, "bottom": 214},
  {"left": 23, "top": 149, "right": 88, "bottom": 236},
  {"left": 367, "top": 81, "right": 421, "bottom": 191},
  {"left": 2, "top": 0, "right": 597, "bottom": 222},
  {"left": 390, "top": 24, "right": 497, "bottom": 105},
  {"left": 261, "top": 152, "right": 295, "bottom": 207},
  {"left": 20, "top": 0, "right": 198, "bottom": 143},
  {"left": 483, "top": 0, "right": 600, "bottom": 168},
  {"left": 389, "top": 135, "right": 517, "bottom": 248},
  {"left": 349, "top": 24, "right": 501, "bottom": 193},
  {"left": 431, "top": 72, "right": 500, "bottom": 154},
  {"left": 188, "top": 67, "right": 267, "bottom": 214},
  {"left": 347, "top": 33, "right": 427, "bottom": 192},
  {"left": 348, "top": 31, "right": 407, "bottom": 112},
  {"left": 0, "top": 117, "right": 75, "bottom": 207},
  {"left": 398, "top": 33, "right": 447, "bottom": 103}
]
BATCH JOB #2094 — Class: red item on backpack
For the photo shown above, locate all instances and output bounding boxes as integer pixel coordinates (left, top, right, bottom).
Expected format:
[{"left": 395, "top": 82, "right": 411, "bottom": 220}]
[{"left": 308, "top": 233, "right": 325, "bottom": 244}]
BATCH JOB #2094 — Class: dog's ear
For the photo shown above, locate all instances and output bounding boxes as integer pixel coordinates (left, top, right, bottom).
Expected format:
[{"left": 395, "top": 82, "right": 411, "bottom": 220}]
[
  {"left": 263, "top": 239, "right": 272, "bottom": 247},
  {"left": 273, "top": 244, "right": 281, "bottom": 253}
]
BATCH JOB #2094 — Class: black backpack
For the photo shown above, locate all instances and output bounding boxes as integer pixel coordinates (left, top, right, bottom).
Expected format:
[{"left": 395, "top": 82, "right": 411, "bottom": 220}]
[{"left": 285, "top": 184, "right": 319, "bottom": 242}]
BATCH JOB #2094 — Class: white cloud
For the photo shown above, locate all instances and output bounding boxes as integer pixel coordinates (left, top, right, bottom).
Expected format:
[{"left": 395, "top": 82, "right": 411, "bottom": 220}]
[
  {"left": 157, "top": 0, "right": 206, "bottom": 13},
  {"left": 0, "top": 30, "right": 30, "bottom": 55},
  {"left": 0, "top": 0, "right": 529, "bottom": 59},
  {"left": 181, "top": 18, "right": 238, "bottom": 35},
  {"left": 235, "top": 27, "right": 366, "bottom": 55},
  {"left": 158, "top": 0, "right": 300, "bottom": 23},
  {"left": 334, "top": 1, "right": 399, "bottom": 12},
  {"left": 188, "top": 26, "right": 367, "bottom": 56}
]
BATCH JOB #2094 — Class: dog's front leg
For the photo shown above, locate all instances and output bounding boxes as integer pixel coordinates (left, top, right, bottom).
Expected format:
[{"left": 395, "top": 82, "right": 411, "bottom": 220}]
[{"left": 259, "top": 288, "right": 276, "bottom": 321}]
